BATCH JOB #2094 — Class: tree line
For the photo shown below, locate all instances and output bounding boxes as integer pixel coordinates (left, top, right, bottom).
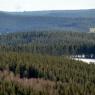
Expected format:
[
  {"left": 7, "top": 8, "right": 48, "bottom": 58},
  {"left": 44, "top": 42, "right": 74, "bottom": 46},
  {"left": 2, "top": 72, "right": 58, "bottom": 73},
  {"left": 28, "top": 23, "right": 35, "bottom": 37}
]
[{"left": 0, "top": 31, "right": 95, "bottom": 57}]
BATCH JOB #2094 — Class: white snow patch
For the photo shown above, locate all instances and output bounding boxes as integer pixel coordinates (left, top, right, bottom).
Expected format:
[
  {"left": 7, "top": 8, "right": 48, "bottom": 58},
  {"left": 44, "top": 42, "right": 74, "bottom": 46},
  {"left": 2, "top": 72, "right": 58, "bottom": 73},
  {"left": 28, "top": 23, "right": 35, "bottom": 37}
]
[{"left": 73, "top": 58, "right": 95, "bottom": 64}]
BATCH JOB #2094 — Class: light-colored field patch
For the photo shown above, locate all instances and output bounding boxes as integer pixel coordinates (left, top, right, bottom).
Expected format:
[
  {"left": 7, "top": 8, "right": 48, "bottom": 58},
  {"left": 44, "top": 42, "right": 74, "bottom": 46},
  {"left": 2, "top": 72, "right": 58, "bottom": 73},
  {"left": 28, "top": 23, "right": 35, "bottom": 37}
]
[{"left": 73, "top": 58, "right": 95, "bottom": 64}]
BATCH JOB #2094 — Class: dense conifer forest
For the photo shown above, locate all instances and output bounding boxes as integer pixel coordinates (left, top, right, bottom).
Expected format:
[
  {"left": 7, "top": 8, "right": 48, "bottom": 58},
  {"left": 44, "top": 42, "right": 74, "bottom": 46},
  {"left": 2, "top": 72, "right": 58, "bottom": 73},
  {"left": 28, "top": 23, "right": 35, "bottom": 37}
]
[
  {"left": 0, "top": 31, "right": 95, "bottom": 57},
  {"left": 0, "top": 31, "right": 95, "bottom": 95}
]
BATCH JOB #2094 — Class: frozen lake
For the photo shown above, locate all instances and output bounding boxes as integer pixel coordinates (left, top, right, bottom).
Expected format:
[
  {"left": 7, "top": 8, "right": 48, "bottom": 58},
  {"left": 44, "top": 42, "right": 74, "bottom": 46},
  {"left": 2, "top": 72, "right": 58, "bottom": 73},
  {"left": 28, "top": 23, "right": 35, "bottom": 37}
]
[{"left": 73, "top": 58, "right": 95, "bottom": 64}]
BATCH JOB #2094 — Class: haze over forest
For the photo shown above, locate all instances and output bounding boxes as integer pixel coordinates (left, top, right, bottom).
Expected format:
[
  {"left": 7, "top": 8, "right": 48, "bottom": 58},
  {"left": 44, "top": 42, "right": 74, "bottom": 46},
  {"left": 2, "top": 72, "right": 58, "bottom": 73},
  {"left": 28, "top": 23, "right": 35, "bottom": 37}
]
[{"left": 0, "top": 9, "right": 95, "bottom": 33}]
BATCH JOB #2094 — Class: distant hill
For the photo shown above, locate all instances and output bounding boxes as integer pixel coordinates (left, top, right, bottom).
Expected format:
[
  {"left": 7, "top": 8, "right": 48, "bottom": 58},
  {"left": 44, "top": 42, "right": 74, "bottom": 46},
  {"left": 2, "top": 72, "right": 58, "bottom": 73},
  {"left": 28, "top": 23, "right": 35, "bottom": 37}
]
[
  {"left": 8, "top": 9, "right": 95, "bottom": 18},
  {"left": 0, "top": 9, "right": 95, "bottom": 33}
]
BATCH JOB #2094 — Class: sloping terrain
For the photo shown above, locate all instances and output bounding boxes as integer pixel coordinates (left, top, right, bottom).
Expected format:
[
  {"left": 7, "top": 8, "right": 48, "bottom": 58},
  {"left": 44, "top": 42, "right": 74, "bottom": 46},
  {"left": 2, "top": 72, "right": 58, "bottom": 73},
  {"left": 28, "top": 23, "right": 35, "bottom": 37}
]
[
  {"left": 0, "top": 52, "right": 95, "bottom": 95},
  {"left": 0, "top": 9, "right": 95, "bottom": 33}
]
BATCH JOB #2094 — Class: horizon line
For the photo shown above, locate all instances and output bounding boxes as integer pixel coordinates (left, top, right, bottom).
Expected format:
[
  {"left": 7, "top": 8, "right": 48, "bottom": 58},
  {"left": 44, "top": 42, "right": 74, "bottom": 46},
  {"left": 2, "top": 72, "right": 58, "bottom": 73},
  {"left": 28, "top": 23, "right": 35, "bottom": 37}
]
[{"left": 0, "top": 8, "right": 95, "bottom": 12}]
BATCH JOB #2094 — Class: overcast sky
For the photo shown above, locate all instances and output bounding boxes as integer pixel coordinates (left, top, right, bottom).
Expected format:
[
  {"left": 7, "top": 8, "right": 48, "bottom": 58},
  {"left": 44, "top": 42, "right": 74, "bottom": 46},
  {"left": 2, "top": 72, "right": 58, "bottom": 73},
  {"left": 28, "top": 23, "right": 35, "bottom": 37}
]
[{"left": 0, "top": 0, "right": 95, "bottom": 11}]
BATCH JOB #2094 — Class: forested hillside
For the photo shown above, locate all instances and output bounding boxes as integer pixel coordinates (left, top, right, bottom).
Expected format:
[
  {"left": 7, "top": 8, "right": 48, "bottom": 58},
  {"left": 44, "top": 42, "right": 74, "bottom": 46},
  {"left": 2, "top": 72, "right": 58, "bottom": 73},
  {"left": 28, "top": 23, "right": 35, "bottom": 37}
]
[
  {"left": 0, "top": 9, "right": 95, "bottom": 33},
  {"left": 8, "top": 9, "right": 95, "bottom": 18},
  {"left": 0, "top": 31, "right": 95, "bottom": 95},
  {"left": 0, "top": 52, "right": 95, "bottom": 95},
  {"left": 0, "top": 31, "right": 95, "bottom": 57}
]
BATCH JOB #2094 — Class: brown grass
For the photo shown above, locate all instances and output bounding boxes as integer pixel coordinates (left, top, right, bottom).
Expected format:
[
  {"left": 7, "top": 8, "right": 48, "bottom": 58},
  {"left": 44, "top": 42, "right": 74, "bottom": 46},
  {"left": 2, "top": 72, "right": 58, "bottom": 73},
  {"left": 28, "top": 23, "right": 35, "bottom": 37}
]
[{"left": 0, "top": 71, "right": 57, "bottom": 95}]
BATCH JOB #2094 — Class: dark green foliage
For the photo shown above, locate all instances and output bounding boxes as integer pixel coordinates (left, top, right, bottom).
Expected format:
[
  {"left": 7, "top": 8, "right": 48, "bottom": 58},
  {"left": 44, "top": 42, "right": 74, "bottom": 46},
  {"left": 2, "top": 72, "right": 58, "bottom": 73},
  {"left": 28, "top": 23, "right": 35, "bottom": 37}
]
[{"left": 0, "top": 31, "right": 95, "bottom": 56}]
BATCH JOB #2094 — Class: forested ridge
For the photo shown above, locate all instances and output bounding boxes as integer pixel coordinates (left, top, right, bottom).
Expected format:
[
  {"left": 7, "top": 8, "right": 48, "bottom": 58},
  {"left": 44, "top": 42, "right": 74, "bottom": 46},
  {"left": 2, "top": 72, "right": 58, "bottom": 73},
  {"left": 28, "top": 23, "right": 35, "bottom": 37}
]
[
  {"left": 1, "top": 10, "right": 95, "bottom": 33},
  {"left": 0, "top": 31, "right": 95, "bottom": 56},
  {"left": 0, "top": 31, "right": 95, "bottom": 95}
]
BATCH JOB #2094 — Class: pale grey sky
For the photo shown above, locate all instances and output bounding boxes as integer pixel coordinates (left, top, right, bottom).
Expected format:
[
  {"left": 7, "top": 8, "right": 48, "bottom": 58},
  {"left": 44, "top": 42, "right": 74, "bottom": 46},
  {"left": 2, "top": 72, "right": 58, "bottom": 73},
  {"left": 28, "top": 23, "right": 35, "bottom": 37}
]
[{"left": 0, "top": 0, "right": 95, "bottom": 11}]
